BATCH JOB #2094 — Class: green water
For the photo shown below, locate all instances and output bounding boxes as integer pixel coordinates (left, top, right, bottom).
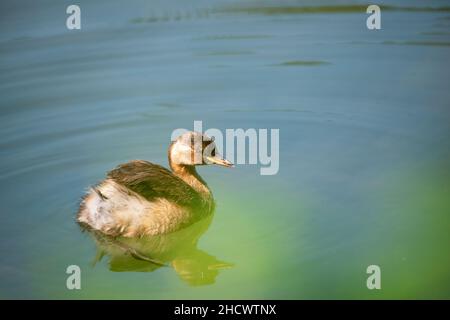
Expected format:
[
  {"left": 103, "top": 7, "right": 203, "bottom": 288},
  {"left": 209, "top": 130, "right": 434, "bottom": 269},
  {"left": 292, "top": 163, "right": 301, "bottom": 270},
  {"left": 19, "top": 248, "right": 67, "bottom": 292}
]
[{"left": 0, "top": 0, "right": 449, "bottom": 299}]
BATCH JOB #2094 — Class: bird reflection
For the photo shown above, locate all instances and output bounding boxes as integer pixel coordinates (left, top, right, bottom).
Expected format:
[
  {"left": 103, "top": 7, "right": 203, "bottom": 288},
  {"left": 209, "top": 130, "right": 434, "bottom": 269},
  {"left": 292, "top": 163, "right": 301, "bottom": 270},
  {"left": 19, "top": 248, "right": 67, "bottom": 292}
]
[{"left": 81, "top": 213, "right": 233, "bottom": 286}]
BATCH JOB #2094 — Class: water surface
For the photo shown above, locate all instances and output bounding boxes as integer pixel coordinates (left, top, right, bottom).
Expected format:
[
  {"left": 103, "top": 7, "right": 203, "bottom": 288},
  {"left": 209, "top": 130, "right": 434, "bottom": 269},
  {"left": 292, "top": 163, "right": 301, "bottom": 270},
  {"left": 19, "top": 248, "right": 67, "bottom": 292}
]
[{"left": 0, "top": 0, "right": 449, "bottom": 299}]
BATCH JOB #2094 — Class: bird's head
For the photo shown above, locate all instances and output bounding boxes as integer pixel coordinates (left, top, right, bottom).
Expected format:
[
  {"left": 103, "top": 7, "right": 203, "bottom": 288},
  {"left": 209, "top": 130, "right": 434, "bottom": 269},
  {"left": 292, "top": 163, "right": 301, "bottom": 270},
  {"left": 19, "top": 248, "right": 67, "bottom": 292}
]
[{"left": 169, "top": 131, "right": 233, "bottom": 168}]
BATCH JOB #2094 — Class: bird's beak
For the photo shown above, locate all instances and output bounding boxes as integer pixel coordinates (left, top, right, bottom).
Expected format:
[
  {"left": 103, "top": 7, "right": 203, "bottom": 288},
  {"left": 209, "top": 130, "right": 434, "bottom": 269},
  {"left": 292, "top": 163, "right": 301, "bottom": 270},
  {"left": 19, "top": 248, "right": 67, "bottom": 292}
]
[{"left": 206, "top": 156, "right": 234, "bottom": 167}]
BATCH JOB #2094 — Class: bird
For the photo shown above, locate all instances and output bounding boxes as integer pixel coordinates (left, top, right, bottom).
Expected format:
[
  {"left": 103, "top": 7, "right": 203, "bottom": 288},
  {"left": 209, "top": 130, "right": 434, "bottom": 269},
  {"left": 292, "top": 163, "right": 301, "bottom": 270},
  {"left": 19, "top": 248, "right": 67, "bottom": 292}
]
[{"left": 77, "top": 131, "right": 232, "bottom": 237}]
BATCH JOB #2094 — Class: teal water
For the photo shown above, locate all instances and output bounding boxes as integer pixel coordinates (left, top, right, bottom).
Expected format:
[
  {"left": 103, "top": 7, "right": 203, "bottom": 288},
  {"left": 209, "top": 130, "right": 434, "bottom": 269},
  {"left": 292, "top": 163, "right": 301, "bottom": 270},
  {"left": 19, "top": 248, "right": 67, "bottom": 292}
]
[{"left": 0, "top": 0, "right": 449, "bottom": 299}]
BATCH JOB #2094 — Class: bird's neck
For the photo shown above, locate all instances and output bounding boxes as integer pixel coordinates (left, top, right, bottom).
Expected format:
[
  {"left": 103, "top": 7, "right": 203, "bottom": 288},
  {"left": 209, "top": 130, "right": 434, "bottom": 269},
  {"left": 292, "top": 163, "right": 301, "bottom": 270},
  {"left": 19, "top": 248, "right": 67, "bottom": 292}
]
[{"left": 170, "top": 163, "right": 211, "bottom": 199}]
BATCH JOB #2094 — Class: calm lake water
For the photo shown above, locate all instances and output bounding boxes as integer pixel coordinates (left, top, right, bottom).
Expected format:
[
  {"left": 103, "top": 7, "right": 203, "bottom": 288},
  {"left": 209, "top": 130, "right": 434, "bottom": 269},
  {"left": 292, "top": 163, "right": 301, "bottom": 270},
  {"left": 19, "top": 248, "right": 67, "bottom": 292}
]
[{"left": 0, "top": 0, "right": 449, "bottom": 299}]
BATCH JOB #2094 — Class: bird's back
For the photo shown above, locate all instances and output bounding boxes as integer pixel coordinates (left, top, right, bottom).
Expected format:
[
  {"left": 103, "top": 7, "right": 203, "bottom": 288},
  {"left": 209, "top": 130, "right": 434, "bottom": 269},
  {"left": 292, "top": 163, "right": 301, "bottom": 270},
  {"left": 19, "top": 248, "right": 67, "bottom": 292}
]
[
  {"left": 78, "top": 160, "right": 213, "bottom": 237},
  {"left": 107, "top": 160, "right": 205, "bottom": 208}
]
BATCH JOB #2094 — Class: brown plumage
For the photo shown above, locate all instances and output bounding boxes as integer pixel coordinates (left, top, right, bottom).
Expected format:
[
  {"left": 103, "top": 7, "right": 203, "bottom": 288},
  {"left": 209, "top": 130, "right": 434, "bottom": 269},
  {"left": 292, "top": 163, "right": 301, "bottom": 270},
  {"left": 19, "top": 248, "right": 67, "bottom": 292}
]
[
  {"left": 107, "top": 160, "right": 206, "bottom": 209},
  {"left": 77, "top": 131, "right": 232, "bottom": 237}
]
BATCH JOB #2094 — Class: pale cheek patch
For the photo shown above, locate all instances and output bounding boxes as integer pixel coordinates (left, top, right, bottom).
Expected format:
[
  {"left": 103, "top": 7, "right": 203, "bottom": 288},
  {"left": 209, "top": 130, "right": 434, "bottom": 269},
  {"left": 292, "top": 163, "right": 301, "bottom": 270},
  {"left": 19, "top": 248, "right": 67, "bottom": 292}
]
[{"left": 171, "top": 143, "right": 194, "bottom": 165}]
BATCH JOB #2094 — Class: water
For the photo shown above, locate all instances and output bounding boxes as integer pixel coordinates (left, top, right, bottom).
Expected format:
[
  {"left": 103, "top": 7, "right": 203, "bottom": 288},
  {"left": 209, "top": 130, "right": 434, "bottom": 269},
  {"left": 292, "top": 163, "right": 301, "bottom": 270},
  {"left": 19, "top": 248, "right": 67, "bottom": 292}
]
[{"left": 0, "top": 0, "right": 449, "bottom": 299}]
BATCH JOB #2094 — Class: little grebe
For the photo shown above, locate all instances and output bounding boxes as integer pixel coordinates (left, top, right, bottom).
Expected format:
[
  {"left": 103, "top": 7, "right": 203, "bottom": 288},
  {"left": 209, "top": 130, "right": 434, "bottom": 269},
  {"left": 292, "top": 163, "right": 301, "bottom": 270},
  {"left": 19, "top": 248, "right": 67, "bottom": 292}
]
[{"left": 77, "top": 131, "right": 232, "bottom": 237}]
